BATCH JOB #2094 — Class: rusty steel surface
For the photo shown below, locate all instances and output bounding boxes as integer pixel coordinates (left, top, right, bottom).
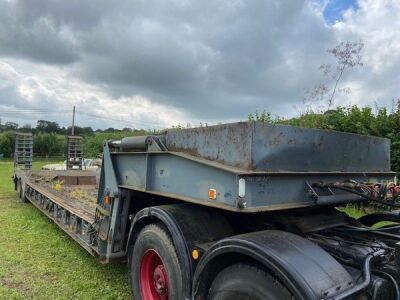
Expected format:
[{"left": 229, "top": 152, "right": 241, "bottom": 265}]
[
  {"left": 54, "top": 175, "right": 97, "bottom": 185},
  {"left": 27, "top": 182, "right": 96, "bottom": 223},
  {"left": 103, "top": 122, "right": 394, "bottom": 212},
  {"left": 77, "top": 176, "right": 97, "bottom": 185},
  {"left": 26, "top": 170, "right": 100, "bottom": 223},
  {"left": 55, "top": 175, "right": 78, "bottom": 185},
  {"left": 165, "top": 122, "right": 390, "bottom": 172},
  {"left": 166, "top": 122, "right": 253, "bottom": 169}
]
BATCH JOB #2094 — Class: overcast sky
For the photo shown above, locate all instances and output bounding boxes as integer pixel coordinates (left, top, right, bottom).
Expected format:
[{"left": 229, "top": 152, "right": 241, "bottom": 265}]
[{"left": 0, "top": 0, "right": 399, "bottom": 130}]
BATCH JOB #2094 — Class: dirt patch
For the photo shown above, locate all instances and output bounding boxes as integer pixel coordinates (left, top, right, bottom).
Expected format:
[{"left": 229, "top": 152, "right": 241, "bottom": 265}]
[{"left": 0, "top": 276, "right": 33, "bottom": 296}]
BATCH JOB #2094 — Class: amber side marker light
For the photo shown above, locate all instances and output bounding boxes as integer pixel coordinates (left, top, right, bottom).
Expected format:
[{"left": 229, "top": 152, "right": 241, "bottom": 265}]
[
  {"left": 192, "top": 249, "right": 200, "bottom": 260},
  {"left": 208, "top": 188, "right": 217, "bottom": 200},
  {"left": 104, "top": 195, "right": 112, "bottom": 205}
]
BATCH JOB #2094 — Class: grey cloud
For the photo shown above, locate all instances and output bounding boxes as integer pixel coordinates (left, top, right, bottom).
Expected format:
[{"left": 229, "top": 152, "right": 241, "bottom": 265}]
[
  {"left": 14, "top": 0, "right": 113, "bottom": 29},
  {"left": 0, "top": 1, "right": 80, "bottom": 64},
  {"left": 73, "top": 0, "right": 332, "bottom": 119},
  {"left": 2, "top": 0, "right": 393, "bottom": 125}
]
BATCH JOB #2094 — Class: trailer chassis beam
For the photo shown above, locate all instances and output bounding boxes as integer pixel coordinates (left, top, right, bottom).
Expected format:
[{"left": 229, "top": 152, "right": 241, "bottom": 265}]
[{"left": 25, "top": 183, "right": 97, "bottom": 256}]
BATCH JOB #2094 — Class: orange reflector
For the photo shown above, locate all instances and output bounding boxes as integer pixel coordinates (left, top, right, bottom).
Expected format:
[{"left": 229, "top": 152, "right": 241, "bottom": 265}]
[
  {"left": 192, "top": 249, "right": 199, "bottom": 260},
  {"left": 104, "top": 195, "right": 112, "bottom": 205},
  {"left": 208, "top": 189, "right": 217, "bottom": 200}
]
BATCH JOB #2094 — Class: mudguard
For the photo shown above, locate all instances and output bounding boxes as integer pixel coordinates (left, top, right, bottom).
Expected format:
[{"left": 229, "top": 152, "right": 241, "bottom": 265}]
[{"left": 193, "top": 230, "right": 354, "bottom": 300}]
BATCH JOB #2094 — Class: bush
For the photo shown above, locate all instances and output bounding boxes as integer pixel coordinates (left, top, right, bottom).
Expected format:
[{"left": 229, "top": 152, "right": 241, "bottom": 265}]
[
  {"left": 34, "top": 133, "right": 66, "bottom": 158},
  {"left": 0, "top": 131, "right": 15, "bottom": 157},
  {"left": 84, "top": 130, "right": 148, "bottom": 157}
]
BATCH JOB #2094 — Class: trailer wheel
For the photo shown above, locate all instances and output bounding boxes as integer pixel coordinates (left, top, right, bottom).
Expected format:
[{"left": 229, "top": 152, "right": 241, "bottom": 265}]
[
  {"left": 130, "top": 223, "right": 183, "bottom": 300},
  {"left": 208, "top": 263, "right": 293, "bottom": 300},
  {"left": 16, "top": 179, "right": 27, "bottom": 203}
]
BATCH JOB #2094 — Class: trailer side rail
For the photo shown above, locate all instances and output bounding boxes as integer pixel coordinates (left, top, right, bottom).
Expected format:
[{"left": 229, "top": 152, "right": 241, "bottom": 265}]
[{"left": 25, "top": 182, "right": 97, "bottom": 256}]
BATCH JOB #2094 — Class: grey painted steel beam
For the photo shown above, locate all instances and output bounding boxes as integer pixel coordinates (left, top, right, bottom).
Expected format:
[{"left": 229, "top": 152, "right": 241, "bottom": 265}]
[
  {"left": 24, "top": 183, "right": 97, "bottom": 255},
  {"left": 165, "top": 122, "right": 391, "bottom": 173},
  {"left": 110, "top": 151, "right": 395, "bottom": 212}
]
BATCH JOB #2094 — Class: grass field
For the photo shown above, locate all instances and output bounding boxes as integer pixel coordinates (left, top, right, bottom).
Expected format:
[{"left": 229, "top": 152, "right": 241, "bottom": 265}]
[{"left": 0, "top": 159, "right": 131, "bottom": 299}]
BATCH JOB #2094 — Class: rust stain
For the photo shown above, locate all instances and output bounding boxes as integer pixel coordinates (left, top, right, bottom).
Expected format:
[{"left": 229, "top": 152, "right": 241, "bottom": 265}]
[{"left": 287, "top": 139, "right": 296, "bottom": 145}]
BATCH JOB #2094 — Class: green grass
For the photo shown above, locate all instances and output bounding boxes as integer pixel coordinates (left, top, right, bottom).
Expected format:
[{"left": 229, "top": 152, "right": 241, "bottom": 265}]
[
  {"left": 0, "top": 160, "right": 131, "bottom": 299},
  {"left": 340, "top": 204, "right": 398, "bottom": 228}
]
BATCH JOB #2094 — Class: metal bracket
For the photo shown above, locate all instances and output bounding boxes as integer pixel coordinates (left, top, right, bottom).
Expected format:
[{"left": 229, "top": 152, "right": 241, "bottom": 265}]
[
  {"left": 306, "top": 182, "right": 364, "bottom": 205},
  {"left": 147, "top": 136, "right": 167, "bottom": 152}
]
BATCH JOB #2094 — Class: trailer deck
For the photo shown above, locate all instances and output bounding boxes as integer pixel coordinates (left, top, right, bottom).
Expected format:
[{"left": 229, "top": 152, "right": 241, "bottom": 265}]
[{"left": 16, "top": 170, "right": 99, "bottom": 255}]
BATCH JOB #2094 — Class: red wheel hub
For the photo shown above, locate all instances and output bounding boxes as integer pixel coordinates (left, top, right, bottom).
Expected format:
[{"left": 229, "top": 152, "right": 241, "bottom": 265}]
[{"left": 140, "top": 249, "right": 169, "bottom": 300}]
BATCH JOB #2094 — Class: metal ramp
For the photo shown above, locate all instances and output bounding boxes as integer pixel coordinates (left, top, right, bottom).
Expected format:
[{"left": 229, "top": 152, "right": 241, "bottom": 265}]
[
  {"left": 14, "top": 132, "right": 33, "bottom": 170},
  {"left": 67, "top": 136, "right": 83, "bottom": 170}
]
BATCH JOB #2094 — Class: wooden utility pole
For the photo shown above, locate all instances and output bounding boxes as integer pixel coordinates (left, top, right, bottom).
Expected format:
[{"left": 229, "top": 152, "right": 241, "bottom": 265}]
[{"left": 72, "top": 106, "right": 75, "bottom": 135}]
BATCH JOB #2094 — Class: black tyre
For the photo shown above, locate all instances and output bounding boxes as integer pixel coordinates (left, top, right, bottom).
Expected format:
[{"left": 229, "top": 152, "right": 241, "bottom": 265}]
[
  {"left": 130, "top": 223, "right": 183, "bottom": 300},
  {"left": 208, "top": 263, "right": 293, "bottom": 300}
]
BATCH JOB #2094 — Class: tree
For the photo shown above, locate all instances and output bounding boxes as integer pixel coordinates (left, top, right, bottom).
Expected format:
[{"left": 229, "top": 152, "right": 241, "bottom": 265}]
[
  {"left": 4, "top": 121, "right": 18, "bottom": 131},
  {"left": 66, "top": 126, "right": 94, "bottom": 136},
  {"left": 36, "top": 120, "right": 61, "bottom": 133},
  {"left": 103, "top": 127, "right": 118, "bottom": 133},
  {"left": 305, "top": 40, "right": 364, "bottom": 111},
  {"left": 0, "top": 131, "right": 15, "bottom": 157},
  {"left": 34, "top": 133, "right": 64, "bottom": 158},
  {"left": 20, "top": 124, "right": 32, "bottom": 133}
]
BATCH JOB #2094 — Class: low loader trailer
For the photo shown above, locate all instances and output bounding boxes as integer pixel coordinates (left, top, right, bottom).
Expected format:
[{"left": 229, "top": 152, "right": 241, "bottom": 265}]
[{"left": 13, "top": 122, "right": 400, "bottom": 300}]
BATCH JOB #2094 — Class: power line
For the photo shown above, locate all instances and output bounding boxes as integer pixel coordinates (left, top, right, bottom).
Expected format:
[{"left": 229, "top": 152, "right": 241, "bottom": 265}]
[
  {"left": 0, "top": 109, "right": 70, "bottom": 114},
  {"left": 0, "top": 108, "right": 169, "bottom": 129},
  {"left": 77, "top": 111, "right": 166, "bottom": 128}
]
